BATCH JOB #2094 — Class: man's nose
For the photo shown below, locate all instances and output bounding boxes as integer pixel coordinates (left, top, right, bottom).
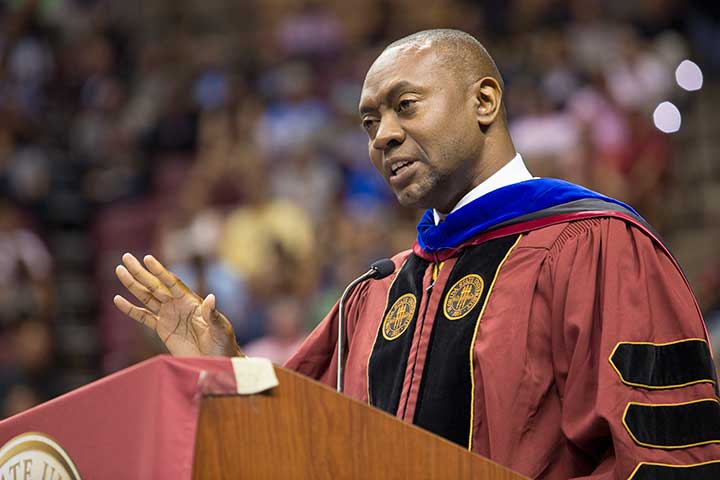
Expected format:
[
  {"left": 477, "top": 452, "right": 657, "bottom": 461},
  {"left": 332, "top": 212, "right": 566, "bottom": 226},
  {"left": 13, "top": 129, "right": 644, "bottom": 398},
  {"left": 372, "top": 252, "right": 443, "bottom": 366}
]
[{"left": 372, "top": 114, "right": 405, "bottom": 151}]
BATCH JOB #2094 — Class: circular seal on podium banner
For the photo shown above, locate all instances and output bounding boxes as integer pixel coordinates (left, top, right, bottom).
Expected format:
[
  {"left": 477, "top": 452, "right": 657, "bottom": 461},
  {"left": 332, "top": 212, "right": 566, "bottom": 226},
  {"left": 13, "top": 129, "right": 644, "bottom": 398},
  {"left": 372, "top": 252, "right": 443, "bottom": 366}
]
[{"left": 0, "top": 432, "right": 81, "bottom": 480}]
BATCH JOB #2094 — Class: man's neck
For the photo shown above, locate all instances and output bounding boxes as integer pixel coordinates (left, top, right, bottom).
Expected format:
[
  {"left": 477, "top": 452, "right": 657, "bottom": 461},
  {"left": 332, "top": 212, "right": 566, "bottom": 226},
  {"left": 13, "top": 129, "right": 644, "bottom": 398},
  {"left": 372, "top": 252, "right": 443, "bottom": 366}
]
[{"left": 433, "top": 153, "right": 534, "bottom": 225}]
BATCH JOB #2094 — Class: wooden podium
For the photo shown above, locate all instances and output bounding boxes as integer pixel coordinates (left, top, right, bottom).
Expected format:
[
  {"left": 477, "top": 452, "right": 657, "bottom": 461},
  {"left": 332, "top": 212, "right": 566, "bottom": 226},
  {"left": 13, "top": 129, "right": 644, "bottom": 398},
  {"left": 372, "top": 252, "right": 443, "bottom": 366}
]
[
  {"left": 195, "top": 365, "right": 526, "bottom": 479},
  {"left": 0, "top": 356, "right": 527, "bottom": 479}
]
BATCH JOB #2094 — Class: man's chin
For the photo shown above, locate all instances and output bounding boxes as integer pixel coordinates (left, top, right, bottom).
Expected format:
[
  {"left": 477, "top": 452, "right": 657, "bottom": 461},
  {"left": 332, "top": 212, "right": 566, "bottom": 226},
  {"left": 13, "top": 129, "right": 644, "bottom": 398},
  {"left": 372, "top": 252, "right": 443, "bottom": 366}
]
[{"left": 394, "top": 188, "right": 433, "bottom": 211}]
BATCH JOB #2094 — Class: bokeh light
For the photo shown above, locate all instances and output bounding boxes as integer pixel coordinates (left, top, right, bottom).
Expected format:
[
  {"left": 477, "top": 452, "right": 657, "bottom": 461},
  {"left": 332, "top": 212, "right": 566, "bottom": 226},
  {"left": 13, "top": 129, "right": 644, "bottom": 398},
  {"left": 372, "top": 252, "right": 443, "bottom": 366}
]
[
  {"left": 653, "top": 101, "right": 682, "bottom": 133},
  {"left": 675, "top": 60, "right": 703, "bottom": 91}
]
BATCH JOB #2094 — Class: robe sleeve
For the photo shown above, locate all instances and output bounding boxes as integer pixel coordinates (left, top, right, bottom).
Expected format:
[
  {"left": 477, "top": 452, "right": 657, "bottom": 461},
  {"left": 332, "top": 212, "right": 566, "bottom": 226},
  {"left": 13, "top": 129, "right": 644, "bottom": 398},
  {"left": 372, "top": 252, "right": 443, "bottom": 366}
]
[
  {"left": 283, "top": 281, "right": 371, "bottom": 388},
  {"left": 547, "top": 217, "right": 720, "bottom": 479}
]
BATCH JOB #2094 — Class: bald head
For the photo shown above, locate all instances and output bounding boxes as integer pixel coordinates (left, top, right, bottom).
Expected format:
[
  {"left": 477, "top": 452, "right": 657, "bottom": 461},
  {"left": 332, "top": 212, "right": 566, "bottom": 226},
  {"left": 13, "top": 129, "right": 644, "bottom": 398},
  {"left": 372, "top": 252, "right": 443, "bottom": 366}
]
[
  {"left": 382, "top": 29, "right": 504, "bottom": 92},
  {"left": 359, "top": 29, "right": 516, "bottom": 213}
]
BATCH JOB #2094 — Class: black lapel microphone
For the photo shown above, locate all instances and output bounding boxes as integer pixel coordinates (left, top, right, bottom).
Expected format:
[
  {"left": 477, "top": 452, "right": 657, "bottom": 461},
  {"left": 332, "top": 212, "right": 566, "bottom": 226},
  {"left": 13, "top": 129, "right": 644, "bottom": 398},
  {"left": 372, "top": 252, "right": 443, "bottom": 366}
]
[{"left": 337, "top": 258, "right": 396, "bottom": 392}]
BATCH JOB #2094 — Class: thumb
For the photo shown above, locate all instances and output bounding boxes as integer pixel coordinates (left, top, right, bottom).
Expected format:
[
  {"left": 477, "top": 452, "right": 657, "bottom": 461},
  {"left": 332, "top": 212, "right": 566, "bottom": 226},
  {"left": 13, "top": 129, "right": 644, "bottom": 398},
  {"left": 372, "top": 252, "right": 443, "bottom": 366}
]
[{"left": 201, "top": 293, "right": 221, "bottom": 326}]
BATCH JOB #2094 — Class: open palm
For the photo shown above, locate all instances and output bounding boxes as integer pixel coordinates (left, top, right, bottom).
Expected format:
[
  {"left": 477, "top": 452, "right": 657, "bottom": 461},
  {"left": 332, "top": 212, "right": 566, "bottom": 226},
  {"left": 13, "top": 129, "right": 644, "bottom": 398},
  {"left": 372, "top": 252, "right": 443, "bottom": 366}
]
[{"left": 114, "top": 253, "right": 242, "bottom": 357}]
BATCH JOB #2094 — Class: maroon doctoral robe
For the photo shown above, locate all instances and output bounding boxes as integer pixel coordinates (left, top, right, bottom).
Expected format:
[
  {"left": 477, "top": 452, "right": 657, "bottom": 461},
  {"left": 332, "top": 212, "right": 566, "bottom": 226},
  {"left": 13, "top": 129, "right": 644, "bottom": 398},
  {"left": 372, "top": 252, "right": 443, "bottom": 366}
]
[{"left": 286, "top": 182, "right": 720, "bottom": 479}]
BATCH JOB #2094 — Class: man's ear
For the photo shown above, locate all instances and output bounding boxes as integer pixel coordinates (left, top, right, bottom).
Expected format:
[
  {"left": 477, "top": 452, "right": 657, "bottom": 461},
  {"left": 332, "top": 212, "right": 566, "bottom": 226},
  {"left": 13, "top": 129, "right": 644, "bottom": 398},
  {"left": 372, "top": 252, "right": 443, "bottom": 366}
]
[{"left": 473, "top": 76, "right": 503, "bottom": 127}]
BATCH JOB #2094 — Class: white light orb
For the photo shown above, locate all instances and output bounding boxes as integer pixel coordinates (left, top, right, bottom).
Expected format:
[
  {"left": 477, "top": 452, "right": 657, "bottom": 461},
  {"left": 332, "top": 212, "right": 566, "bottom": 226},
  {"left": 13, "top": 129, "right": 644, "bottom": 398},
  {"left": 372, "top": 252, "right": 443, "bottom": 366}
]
[
  {"left": 653, "top": 101, "right": 682, "bottom": 134},
  {"left": 675, "top": 60, "right": 703, "bottom": 91}
]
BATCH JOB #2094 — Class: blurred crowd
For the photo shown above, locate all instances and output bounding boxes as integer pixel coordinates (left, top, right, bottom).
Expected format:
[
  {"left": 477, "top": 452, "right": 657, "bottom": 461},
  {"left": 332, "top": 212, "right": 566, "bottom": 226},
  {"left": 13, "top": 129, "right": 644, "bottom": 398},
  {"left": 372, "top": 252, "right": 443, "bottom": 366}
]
[{"left": 1, "top": 0, "right": 720, "bottom": 418}]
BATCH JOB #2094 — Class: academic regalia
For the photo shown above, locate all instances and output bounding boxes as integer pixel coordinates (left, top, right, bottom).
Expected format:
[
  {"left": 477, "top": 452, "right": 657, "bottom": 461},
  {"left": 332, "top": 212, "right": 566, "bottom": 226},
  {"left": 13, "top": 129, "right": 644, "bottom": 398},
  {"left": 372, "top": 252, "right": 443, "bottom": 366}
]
[{"left": 285, "top": 179, "right": 720, "bottom": 479}]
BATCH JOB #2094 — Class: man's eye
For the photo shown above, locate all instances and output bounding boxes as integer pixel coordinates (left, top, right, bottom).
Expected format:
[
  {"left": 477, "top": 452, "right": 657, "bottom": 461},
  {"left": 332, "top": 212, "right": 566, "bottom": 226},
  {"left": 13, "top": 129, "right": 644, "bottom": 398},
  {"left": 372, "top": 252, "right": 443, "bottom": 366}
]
[
  {"left": 398, "top": 99, "right": 416, "bottom": 112},
  {"left": 362, "top": 119, "right": 377, "bottom": 130}
]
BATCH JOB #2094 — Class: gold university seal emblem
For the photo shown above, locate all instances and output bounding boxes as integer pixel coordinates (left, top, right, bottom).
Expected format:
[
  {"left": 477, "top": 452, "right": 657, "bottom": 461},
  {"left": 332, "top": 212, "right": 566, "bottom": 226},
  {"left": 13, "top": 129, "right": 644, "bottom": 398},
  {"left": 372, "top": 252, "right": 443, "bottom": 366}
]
[
  {"left": 0, "top": 432, "right": 81, "bottom": 480},
  {"left": 444, "top": 274, "right": 484, "bottom": 320},
  {"left": 382, "top": 293, "right": 416, "bottom": 341}
]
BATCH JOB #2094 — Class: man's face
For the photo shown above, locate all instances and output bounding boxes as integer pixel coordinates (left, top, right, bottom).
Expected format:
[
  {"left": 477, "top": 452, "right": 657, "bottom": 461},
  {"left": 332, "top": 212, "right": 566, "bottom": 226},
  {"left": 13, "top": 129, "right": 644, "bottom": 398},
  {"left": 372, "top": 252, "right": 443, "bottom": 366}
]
[{"left": 359, "top": 45, "right": 484, "bottom": 213}]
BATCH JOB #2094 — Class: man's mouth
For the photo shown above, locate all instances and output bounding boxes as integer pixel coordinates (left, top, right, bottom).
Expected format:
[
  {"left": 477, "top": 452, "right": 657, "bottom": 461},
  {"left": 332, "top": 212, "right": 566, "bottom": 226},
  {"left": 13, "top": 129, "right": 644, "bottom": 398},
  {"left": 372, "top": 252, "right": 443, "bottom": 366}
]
[
  {"left": 387, "top": 158, "right": 419, "bottom": 189},
  {"left": 390, "top": 159, "right": 415, "bottom": 177}
]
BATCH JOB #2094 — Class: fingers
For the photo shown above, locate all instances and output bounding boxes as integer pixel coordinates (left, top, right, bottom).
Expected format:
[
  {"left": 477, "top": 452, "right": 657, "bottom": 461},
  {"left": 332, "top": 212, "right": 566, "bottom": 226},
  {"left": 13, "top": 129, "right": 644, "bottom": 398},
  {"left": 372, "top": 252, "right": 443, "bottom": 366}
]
[
  {"left": 115, "top": 265, "right": 162, "bottom": 313},
  {"left": 113, "top": 295, "right": 158, "bottom": 330},
  {"left": 144, "top": 255, "right": 195, "bottom": 300},
  {"left": 121, "top": 253, "right": 172, "bottom": 302}
]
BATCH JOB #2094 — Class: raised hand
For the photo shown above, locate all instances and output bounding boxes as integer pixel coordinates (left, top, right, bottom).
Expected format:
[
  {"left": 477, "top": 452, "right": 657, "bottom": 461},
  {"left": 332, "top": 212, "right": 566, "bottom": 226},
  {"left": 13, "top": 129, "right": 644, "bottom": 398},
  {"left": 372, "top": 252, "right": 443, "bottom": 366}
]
[{"left": 113, "top": 253, "right": 242, "bottom": 357}]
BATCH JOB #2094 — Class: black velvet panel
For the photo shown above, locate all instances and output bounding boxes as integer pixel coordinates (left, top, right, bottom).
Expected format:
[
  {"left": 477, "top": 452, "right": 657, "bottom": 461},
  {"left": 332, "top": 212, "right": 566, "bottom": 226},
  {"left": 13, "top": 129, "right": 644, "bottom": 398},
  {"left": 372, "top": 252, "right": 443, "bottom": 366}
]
[
  {"left": 631, "top": 461, "right": 720, "bottom": 480},
  {"left": 412, "top": 235, "right": 520, "bottom": 448},
  {"left": 368, "top": 254, "right": 428, "bottom": 414},
  {"left": 624, "top": 400, "right": 720, "bottom": 448},
  {"left": 610, "top": 340, "right": 716, "bottom": 389}
]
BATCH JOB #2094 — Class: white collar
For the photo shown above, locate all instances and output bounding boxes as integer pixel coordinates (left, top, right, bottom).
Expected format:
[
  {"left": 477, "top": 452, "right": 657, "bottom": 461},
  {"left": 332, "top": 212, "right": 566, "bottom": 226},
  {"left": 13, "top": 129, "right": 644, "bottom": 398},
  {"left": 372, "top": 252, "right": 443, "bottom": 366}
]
[{"left": 433, "top": 153, "right": 534, "bottom": 225}]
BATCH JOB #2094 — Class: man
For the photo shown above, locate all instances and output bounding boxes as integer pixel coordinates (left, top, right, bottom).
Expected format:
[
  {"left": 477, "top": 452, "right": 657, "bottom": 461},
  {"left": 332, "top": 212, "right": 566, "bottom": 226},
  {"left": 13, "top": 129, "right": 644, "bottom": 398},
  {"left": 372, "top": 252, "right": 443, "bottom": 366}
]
[{"left": 114, "top": 30, "right": 720, "bottom": 479}]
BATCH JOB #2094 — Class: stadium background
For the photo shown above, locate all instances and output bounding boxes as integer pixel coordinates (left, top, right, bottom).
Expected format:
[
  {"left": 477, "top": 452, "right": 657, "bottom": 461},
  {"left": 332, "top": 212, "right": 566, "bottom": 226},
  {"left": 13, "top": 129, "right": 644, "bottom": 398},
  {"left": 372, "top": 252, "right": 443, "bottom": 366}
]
[{"left": 1, "top": 0, "right": 719, "bottom": 418}]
